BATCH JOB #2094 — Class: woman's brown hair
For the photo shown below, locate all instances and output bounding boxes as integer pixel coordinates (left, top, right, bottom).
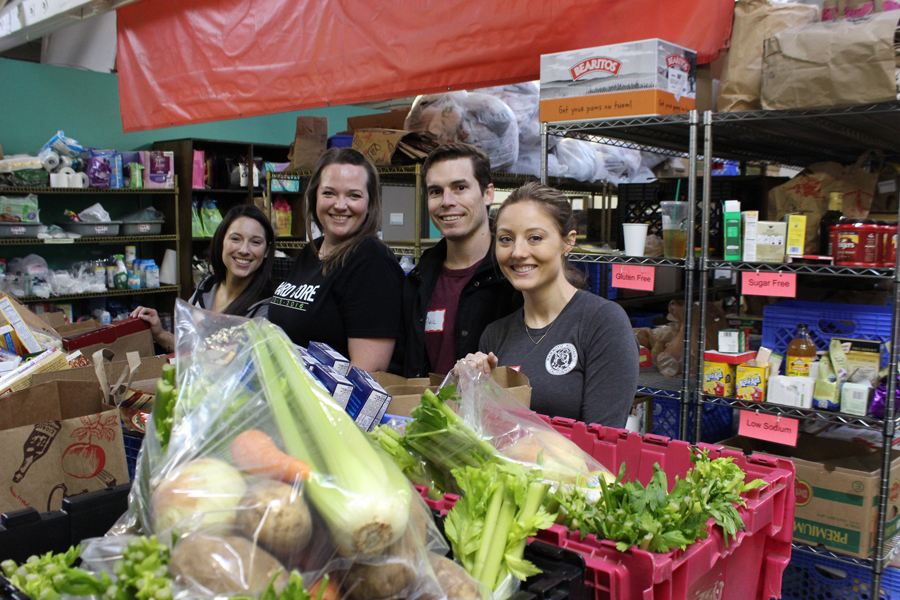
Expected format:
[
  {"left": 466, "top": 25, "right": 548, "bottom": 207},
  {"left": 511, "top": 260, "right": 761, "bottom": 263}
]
[{"left": 304, "top": 148, "right": 382, "bottom": 274}]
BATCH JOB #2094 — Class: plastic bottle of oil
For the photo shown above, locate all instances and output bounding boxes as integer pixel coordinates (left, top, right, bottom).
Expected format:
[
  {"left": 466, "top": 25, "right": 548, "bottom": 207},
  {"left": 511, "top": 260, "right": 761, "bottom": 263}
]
[{"left": 786, "top": 323, "right": 817, "bottom": 376}]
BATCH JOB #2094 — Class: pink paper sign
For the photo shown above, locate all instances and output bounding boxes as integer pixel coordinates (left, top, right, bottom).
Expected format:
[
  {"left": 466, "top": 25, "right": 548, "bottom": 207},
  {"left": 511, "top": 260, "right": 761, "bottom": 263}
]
[
  {"left": 738, "top": 410, "right": 799, "bottom": 446},
  {"left": 741, "top": 271, "right": 796, "bottom": 298},
  {"left": 611, "top": 265, "right": 655, "bottom": 291}
]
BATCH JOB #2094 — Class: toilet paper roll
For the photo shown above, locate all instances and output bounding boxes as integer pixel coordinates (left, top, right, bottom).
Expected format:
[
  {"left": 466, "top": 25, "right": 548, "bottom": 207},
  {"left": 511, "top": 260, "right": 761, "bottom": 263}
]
[
  {"left": 58, "top": 167, "right": 76, "bottom": 176},
  {"left": 160, "top": 249, "right": 177, "bottom": 285},
  {"left": 39, "top": 147, "right": 60, "bottom": 171}
]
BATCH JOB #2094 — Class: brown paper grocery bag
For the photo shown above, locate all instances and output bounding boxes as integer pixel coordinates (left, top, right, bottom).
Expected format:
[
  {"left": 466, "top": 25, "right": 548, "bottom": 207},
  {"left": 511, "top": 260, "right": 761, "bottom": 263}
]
[
  {"left": 287, "top": 116, "right": 327, "bottom": 171},
  {"left": 0, "top": 381, "right": 128, "bottom": 515},
  {"left": 761, "top": 11, "right": 899, "bottom": 110},
  {"left": 718, "top": 0, "right": 817, "bottom": 112},
  {"left": 768, "top": 152, "right": 880, "bottom": 252}
]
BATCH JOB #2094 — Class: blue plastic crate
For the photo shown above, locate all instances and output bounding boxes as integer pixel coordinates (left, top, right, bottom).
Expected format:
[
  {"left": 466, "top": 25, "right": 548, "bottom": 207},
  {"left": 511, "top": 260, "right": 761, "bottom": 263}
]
[
  {"left": 652, "top": 396, "right": 733, "bottom": 443},
  {"left": 122, "top": 430, "right": 143, "bottom": 482},
  {"left": 782, "top": 546, "right": 900, "bottom": 600},
  {"left": 573, "top": 263, "right": 616, "bottom": 300},
  {"left": 628, "top": 311, "right": 663, "bottom": 328},
  {"left": 761, "top": 301, "right": 892, "bottom": 370}
]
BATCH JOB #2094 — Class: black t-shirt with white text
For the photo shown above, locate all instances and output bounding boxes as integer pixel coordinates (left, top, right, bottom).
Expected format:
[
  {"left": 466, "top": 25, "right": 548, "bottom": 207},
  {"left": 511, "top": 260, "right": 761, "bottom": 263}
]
[{"left": 268, "top": 237, "right": 404, "bottom": 357}]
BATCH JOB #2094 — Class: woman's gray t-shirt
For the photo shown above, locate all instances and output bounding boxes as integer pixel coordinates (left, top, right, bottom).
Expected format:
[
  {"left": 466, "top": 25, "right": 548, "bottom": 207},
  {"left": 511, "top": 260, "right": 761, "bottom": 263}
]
[{"left": 479, "top": 290, "right": 638, "bottom": 428}]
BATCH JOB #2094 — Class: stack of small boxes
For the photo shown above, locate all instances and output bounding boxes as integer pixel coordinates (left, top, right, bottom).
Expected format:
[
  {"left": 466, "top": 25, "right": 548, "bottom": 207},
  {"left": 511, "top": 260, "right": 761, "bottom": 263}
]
[
  {"left": 724, "top": 199, "right": 808, "bottom": 263},
  {"left": 703, "top": 328, "right": 757, "bottom": 400},
  {"left": 296, "top": 342, "right": 393, "bottom": 431}
]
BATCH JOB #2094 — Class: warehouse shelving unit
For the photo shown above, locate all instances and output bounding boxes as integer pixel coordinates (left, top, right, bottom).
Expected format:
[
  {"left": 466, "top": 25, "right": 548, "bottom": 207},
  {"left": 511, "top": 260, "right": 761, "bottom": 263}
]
[
  {"left": 0, "top": 184, "right": 181, "bottom": 311},
  {"left": 541, "top": 111, "right": 702, "bottom": 437},
  {"left": 690, "top": 104, "right": 900, "bottom": 596}
]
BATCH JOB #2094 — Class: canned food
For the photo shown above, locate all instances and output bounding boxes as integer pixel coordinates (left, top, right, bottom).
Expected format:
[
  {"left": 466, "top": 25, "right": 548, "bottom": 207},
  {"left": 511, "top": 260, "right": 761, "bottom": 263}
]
[
  {"left": 835, "top": 219, "right": 881, "bottom": 266},
  {"left": 828, "top": 223, "right": 840, "bottom": 258}
]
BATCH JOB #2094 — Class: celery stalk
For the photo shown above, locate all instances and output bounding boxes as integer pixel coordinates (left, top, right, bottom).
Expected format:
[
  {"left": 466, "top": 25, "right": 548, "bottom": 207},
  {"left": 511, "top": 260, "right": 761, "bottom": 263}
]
[
  {"left": 471, "top": 478, "right": 506, "bottom": 580},
  {"left": 249, "top": 321, "right": 411, "bottom": 556},
  {"left": 478, "top": 480, "right": 517, "bottom": 590}
]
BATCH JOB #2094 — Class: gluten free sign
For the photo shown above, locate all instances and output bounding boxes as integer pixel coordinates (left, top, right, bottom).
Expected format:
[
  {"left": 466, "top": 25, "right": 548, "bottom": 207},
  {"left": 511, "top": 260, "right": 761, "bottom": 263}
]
[
  {"left": 741, "top": 271, "right": 796, "bottom": 298},
  {"left": 611, "top": 265, "right": 655, "bottom": 291}
]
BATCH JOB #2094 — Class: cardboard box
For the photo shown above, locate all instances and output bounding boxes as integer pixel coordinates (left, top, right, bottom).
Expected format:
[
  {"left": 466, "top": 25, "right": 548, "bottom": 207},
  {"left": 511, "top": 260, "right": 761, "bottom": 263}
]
[
  {"left": 702, "top": 360, "right": 735, "bottom": 397},
  {"left": 736, "top": 362, "right": 769, "bottom": 402},
  {"left": 37, "top": 311, "right": 66, "bottom": 329},
  {"left": 703, "top": 350, "right": 757, "bottom": 365},
  {"left": 742, "top": 211, "right": 759, "bottom": 262},
  {"left": 540, "top": 38, "right": 696, "bottom": 122},
  {"left": 346, "top": 111, "right": 408, "bottom": 132},
  {"left": 0, "top": 380, "right": 129, "bottom": 514},
  {"left": 784, "top": 214, "right": 807, "bottom": 256},
  {"left": 767, "top": 375, "right": 814, "bottom": 408},
  {"left": 0, "top": 348, "right": 70, "bottom": 396},
  {"left": 718, "top": 329, "right": 748, "bottom": 353},
  {"left": 61, "top": 318, "right": 154, "bottom": 359},
  {"left": 723, "top": 434, "right": 900, "bottom": 559},
  {"left": 724, "top": 200, "right": 742, "bottom": 261},
  {"left": 308, "top": 342, "right": 350, "bottom": 376},
  {"left": 834, "top": 338, "right": 882, "bottom": 384},
  {"left": 371, "top": 367, "right": 532, "bottom": 418},
  {"left": 0, "top": 297, "right": 43, "bottom": 354},
  {"left": 756, "top": 221, "right": 787, "bottom": 263}
]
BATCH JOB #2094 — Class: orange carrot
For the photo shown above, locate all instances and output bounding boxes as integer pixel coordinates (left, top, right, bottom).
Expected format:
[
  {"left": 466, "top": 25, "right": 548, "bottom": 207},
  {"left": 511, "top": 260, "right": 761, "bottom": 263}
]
[
  {"left": 307, "top": 575, "right": 341, "bottom": 600},
  {"left": 230, "top": 429, "right": 311, "bottom": 482}
]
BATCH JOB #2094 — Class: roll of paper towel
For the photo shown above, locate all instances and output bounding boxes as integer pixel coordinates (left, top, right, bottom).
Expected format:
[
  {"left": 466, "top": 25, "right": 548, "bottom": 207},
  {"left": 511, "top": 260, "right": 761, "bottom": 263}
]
[{"left": 160, "top": 249, "right": 177, "bottom": 285}]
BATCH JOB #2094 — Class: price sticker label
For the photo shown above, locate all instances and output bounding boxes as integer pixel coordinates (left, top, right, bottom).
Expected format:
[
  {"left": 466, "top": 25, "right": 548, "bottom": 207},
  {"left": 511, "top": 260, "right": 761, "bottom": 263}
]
[
  {"left": 95, "top": 226, "right": 108, "bottom": 235},
  {"left": 738, "top": 410, "right": 799, "bottom": 446},
  {"left": 10, "top": 226, "right": 25, "bottom": 236},
  {"left": 139, "top": 224, "right": 151, "bottom": 233},
  {"left": 611, "top": 265, "right": 655, "bottom": 291},
  {"left": 741, "top": 271, "right": 796, "bottom": 298}
]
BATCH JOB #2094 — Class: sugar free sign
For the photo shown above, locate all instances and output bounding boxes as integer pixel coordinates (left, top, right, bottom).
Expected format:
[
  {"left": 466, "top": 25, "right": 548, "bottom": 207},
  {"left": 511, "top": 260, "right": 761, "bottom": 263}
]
[
  {"left": 741, "top": 271, "right": 796, "bottom": 298},
  {"left": 611, "top": 265, "right": 655, "bottom": 291}
]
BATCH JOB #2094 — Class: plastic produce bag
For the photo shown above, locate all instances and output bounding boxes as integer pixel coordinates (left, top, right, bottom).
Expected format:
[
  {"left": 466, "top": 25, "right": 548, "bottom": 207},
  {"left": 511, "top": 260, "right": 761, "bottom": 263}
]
[
  {"left": 114, "top": 301, "right": 462, "bottom": 600},
  {"left": 121, "top": 206, "right": 165, "bottom": 222},
  {"left": 657, "top": 300, "right": 728, "bottom": 378},
  {"left": 78, "top": 202, "right": 112, "bottom": 222},
  {"left": 201, "top": 199, "right": 223, "bottom": 237},
  {"left": 550, "top": 138, "right": 602, "bottom": 182},
  {"left": 191, "top": 201, "right": 205, "bottom": 237},
  {"left": 405, "top": 91, "right": 519, "bottom": 171},
  {"left": 475, "top": 82, "right": 551, "bottom": 176}
]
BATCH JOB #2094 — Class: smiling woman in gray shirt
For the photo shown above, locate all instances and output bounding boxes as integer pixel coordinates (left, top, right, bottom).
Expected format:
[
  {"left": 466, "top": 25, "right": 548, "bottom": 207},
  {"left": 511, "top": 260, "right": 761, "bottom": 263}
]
[{"left": 462, "top": 182, "right": 638, "bottom": 428}]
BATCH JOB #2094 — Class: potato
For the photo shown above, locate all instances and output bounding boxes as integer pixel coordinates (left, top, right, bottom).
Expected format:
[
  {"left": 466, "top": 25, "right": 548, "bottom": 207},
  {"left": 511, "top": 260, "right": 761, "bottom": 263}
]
[
  {"left": 236, "top": 480, "right": 313, "bottom": 560},
  {"left": 170, "top": 534, "right": 289, "bottom": 596},
  {"left": 346, "top": 559, "right": 416, "bottom": 600},
  {"left": 428, "top": 553, "right": 484, "bottom": 600}
]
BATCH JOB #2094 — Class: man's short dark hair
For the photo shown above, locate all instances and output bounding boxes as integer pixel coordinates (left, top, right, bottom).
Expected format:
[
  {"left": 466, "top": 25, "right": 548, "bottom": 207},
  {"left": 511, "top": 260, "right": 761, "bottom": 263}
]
[{"left": 422, "top": 143, "right": 493, "bottom": 195}]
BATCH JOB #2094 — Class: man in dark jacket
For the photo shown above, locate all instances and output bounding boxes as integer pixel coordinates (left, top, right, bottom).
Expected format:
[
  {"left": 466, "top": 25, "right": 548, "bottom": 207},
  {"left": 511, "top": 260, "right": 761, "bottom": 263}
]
[{"left": 390, "top": 143, "right": 522, "bottom": 378}]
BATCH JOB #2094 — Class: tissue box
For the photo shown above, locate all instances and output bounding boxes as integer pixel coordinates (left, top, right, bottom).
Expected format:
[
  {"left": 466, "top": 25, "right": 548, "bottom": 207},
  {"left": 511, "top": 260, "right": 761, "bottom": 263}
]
[
  {"left": 346, "top": 367, "right": 392, "bottom": 432},
  {"left": 308, "top": 342, "right": 350, "bottom": 376},
  {"left": 310, "top": 362, "right": 354, "bottom": 409},
  {"left": 539, "top": 38, "right": 696, "bottom": 122}
]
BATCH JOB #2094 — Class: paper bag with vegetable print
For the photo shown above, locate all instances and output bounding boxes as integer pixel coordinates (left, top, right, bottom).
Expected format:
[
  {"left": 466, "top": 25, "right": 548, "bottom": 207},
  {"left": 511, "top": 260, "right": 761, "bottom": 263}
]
[
  {"left": 0, "top": 380, "right": 128, "bottom": 515},
  {"left": 768, "top": 151, "right": 880, "bottom": 253}
]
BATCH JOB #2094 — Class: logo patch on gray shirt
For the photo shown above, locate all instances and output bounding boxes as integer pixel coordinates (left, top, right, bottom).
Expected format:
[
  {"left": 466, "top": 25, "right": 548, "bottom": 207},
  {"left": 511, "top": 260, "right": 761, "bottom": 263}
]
[{"left": 546, "top": 343, "right": 578, "bottom": 375}]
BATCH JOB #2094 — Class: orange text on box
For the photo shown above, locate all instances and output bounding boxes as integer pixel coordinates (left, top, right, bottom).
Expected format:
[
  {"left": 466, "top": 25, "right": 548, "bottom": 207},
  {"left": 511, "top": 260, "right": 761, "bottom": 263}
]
[
  {"left": 611, "top": 265, "right": 655, "bottom": 291},
  {"left": 741, "top": 271, "right": 796, "bottom": 298},
  {"left": 738, "top": 410, "right": 799, "bottom": 446}
]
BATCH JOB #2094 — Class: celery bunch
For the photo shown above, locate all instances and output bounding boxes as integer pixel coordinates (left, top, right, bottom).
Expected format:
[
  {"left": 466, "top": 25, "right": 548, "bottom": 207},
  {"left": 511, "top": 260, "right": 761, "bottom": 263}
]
[
  {"left": 444, "top": 462, "right": 554, "bottom": 592},
  {"left": 248, "top": 320, "right": 412, "bottom": 556}
]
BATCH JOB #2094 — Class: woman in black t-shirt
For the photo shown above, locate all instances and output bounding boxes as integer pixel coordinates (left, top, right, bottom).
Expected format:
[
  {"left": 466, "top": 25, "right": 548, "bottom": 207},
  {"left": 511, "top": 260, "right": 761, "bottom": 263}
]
[{"left": 268, "top": 148, "right": 403, "bottom": 372}]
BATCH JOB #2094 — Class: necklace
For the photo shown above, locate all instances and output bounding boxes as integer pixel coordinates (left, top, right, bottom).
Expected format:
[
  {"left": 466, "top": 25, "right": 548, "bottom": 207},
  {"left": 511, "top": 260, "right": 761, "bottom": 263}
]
[{"left": 524, "top": 316, "right": 557, "bottom": 346}]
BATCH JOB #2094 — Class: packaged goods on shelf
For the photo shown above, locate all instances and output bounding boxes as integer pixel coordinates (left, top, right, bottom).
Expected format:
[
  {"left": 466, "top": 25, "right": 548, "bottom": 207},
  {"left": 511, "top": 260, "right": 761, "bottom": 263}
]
[
  {"left": 724, "top": 200, "right": 741, "bottom": 260},
  {"left": 139, "top": 150, "right": 174, "bottom": 188},
  {"left": 784, "top": 214, "right": 806, "bottom": 256},
  {"left": 767, "top": 375, "right": 814, "bottom": 408},
  {"left": 0, "top": 195, "right": 39, "bottom": 223},
  {"left": 742, "top": 210, "right": 760, "bottom": 261},
  {"left": 307, "top": 341, "right": 350, "bottom": 376},
  {"left": 703, "top": 359, "right": 735, "bottom": 397},
  {"left": 539, "top": 38, "right": 697, "bottom": 122},
  {"left": 755, "top": 221, "right": 787, "bottom": 263},
  {"left": 725, "top": 434, "right": 899, "bottom": 559},
  {"left": 719, "top": 328, "right": 749, "bottom": 353},
  {"left": 736, "top": 362, "right": 769, "bottom": 402}
]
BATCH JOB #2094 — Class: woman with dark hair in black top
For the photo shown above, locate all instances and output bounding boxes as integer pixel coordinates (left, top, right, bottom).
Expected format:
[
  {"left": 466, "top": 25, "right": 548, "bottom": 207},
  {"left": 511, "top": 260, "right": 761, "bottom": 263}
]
[
  {"left": 267, "top": 148, "right": 403, "bottom": 372},
  {"left": 131, "top": 204, "right": 275, "bottom": 352}
]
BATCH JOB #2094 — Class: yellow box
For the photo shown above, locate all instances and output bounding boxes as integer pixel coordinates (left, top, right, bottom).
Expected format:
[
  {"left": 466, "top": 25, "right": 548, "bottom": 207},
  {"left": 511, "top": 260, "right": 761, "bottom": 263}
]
[
  {"left": 784, "top": 214, "right": 807, "bottom": 256},
  {"left": 736, "top": 362, "right": 770, "bottom": 402},
  {"left": 703, "top": 361, "right": 735, "bottom": 397}
]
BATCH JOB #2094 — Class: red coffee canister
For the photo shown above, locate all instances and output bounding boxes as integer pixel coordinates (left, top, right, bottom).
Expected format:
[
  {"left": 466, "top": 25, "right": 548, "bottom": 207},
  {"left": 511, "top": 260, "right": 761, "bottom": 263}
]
[
  {"left": 828, "top": 223, "right": 840, "bottom": 258},
  {"left": 835, "top": 219, "right": 881, "bottom": 266},
  {"left": 882, "top": 222, "right": 898, "bottom": 268}
]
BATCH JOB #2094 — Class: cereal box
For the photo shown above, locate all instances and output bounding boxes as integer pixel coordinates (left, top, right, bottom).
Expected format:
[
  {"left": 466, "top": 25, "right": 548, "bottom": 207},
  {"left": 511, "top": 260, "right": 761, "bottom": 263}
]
[
  {"left": 736, "top": 362, "right": 770, "bottom": 402},
  {"left": 539, "top": 39, "right": 696, "bottom": 122},
  {"left": 703, "top": 360, "right": 735, "bottom": 397}
]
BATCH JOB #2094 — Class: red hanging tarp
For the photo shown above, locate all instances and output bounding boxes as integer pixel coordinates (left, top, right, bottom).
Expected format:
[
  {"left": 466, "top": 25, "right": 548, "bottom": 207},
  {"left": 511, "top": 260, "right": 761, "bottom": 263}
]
[{"left": 116, "top": 0, "right": 735, "bottom": 132}]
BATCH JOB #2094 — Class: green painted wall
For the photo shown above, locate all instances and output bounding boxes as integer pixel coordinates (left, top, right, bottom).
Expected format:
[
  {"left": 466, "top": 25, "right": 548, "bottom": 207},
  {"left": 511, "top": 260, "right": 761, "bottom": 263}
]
[{"left": 0, "top": 58, "right": 384, "bottom": 155}]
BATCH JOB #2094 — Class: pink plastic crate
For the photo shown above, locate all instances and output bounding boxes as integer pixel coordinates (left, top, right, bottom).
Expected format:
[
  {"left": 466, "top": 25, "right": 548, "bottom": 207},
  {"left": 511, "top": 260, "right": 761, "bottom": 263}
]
[
  {"left": 542, "top": 417, "right": 796, "bottom": 600},
  {"left": 419, "top": 417, "right": 795, "bottom": 600}
]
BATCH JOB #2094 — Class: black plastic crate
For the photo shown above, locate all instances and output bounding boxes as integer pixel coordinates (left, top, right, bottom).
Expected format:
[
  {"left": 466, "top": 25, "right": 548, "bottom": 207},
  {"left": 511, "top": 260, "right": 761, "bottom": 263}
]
[
  {"left": 0, "top": 484, "right": 130, "bottom": 565},
  {"left": 616, "top": 177, "right": 770, "bottom": 256}
]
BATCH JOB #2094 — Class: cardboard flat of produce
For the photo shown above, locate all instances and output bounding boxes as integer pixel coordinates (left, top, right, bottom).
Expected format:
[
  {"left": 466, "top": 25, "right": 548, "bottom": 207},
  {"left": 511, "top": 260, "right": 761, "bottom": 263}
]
[{"left": 723, "top": 434, "right": 900, "bottom": 558}]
